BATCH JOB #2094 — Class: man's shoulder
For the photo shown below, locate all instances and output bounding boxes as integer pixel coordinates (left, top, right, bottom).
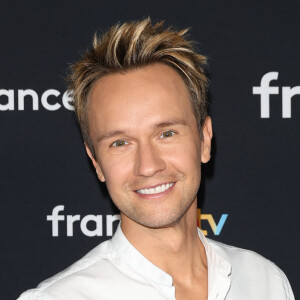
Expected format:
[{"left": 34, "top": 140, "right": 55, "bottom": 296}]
[
  {"left": 207, "top": 237, "right": 279, "bottom": 272},
  {"left": 207, "top": 238, "right": 278, "bottom": 271},
  {"left": 206, "top": 238, "right": 294, "bottom": 300},
  {"left": 18, "top": 239, "right": 117, "bottom": 300},
  {"left": 208, "top": 238, "right": 266, "bottom": 259}
]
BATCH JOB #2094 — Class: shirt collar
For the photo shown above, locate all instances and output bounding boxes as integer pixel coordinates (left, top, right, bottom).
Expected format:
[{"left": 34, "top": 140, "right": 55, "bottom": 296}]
[
  {"left": 111, "top": 224, "right": 231, "bottom": 299},
  {"left": 196, "top": 228, "right": 232, "bottom": 296},
  {"left": 111, "top": 224, "right": 173, "bottom": 286}
]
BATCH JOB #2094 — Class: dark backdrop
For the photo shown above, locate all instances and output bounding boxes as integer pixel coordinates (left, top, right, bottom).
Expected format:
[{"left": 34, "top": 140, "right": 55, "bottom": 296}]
[{"left": 1, "top": 0, "right": 299, "bottom": 299}]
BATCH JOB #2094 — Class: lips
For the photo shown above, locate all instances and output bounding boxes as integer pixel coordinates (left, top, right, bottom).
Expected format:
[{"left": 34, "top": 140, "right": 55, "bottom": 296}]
[{"left": 136, "top": 182, "right": 175, "bottom": 195}]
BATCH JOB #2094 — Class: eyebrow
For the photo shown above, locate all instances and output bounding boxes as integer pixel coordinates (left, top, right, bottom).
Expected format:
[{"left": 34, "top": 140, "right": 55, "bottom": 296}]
[
  {"left": 97, "top": 130, "right": 126, "bottom": 143},
  {"left": 96, "top": 118, "right": 187, "bottom": 143},
  {"left": 153, "top": 118, "right": 187, "bottom": 129}
]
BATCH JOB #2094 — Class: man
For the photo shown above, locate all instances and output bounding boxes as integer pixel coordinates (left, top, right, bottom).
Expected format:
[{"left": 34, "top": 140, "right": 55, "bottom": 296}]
[{"left": 18, "top": 18, "right": 294, "bottom": 300}]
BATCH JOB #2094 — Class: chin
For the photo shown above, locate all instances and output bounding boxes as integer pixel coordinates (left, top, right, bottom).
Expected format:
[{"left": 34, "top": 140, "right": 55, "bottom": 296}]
[{"left": 124, "top": 201, "right": 194, "bottom": 229}]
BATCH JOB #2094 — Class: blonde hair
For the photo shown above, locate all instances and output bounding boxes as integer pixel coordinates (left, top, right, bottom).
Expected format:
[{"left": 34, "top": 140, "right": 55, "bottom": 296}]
[{"left": 68, "top": 18, "right": 208, "bottom": 157}]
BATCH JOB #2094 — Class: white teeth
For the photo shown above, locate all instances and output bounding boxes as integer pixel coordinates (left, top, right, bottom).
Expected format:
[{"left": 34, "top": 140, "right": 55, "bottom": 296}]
[
  {"left": 137, "top": 183, "right": 174, "bottom": 195},
  {"left": 155, "top": 186, "right": 162, "bottom": 193}
]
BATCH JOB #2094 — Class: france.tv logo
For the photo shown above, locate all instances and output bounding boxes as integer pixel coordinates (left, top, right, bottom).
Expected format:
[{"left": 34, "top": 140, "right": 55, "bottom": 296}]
[
  {"left": 47, "top": 205, "right": 228, "bottom": 237},
  {"left": 197, "top": 209, "right": 228, "bottom": 236}
]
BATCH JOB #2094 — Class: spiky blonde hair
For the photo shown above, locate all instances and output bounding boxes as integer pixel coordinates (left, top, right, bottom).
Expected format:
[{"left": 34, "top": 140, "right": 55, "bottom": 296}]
[{"left": 68, "top": 18, "right": 208, "bottom": 157}]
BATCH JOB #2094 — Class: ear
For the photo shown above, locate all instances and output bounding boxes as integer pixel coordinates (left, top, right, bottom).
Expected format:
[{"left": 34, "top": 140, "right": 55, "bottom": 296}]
[
  {"left": 201, "top": 117, "right": 213, "bottom": 163},
  {"left": 85, "top": 143, "right": 106, "bottom": 182}
]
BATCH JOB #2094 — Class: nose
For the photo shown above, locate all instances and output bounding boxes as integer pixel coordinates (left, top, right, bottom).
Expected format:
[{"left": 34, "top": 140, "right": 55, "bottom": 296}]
[{"left": 133, "top": 141, "right": 166, "bottom": 177}]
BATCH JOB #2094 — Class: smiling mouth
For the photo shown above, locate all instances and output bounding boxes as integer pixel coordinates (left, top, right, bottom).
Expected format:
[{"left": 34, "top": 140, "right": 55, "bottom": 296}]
[{"left": 136, "top": 182, "right": 175, "bottom": 195}]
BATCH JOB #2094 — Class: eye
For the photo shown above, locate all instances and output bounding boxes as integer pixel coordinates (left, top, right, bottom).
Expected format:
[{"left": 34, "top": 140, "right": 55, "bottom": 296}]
[
  {"left": 160, "top": 130, "right": 175, "bottom": 138},
  {"left": 111, "top": 140, "right": 128, "bottom": 147}
]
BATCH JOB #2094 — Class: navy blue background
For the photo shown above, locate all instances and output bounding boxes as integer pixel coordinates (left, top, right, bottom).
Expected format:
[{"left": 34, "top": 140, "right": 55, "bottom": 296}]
[{"left": 0, "top": 0, "right": 299, "bottom": 298}]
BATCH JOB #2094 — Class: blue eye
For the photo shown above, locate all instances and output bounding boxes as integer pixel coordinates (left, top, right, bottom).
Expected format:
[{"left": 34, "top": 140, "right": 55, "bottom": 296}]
[
  {"left": 111, "top": 140, "right": 128, "bottom": 147},
  {"left": 160, "top": 130, "right": 175, "bottom": 138}
]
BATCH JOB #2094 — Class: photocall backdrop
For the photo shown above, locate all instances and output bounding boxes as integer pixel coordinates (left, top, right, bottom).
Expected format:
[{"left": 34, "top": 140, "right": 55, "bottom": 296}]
[{"left": 1, "top": 1, "right": 299, "bottom": 299}]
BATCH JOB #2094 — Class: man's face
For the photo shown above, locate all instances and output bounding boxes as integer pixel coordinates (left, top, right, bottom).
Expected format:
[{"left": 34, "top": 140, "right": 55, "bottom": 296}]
[{"left": 87, "top": 63, "right": 212, "bottom": 228}]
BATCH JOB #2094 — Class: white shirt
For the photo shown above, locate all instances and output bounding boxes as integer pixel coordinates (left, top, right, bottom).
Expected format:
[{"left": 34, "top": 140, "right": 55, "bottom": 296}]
[{"left": 18, "top": 225, "right": 295, "bottom": 300}]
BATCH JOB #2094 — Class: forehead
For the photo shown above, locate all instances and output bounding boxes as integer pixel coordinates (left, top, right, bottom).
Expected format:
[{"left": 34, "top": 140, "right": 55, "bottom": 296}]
[{"left": 88, "top": 63, "right": 195, "bottom": 136}]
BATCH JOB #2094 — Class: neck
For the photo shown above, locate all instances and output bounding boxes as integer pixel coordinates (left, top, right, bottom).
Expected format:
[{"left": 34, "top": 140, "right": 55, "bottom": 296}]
[{"left": 121, "top": 200, "right": 207, "bottom": 283}]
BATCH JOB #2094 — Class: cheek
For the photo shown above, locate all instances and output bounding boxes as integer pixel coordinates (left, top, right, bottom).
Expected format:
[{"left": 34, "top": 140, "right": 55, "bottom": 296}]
[
  {"left": 168, "top": 138, "right": 201, "bottom": 170},
  {"left": 100, "top": 154, "right": 133, "bottom": 192},
  {"left": 165, "top": 148, "right": 201, "bottom": 190}
]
